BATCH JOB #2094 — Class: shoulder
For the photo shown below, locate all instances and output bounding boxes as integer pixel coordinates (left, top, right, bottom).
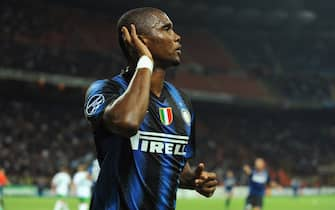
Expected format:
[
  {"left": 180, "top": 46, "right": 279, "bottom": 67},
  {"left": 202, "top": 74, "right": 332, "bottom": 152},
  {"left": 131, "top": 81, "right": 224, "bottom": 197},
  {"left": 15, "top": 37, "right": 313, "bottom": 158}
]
[
  {"left": 60, "top": 172, "right": 69, "bottom": 177},
  {"left": 178, "top": 88, "right": 192, "bottom": 104},
  {"left": 165, "top": 82, "right": 193, "bottom": 108},
  {"left": 87, "top": 79, "right": 110, "bottom": 90},
  {"left": 86, "top": 79, "right": 118, "bottom": 96},
  {"left": 178, "top": 89, "right": 194, "bottom": 120}
]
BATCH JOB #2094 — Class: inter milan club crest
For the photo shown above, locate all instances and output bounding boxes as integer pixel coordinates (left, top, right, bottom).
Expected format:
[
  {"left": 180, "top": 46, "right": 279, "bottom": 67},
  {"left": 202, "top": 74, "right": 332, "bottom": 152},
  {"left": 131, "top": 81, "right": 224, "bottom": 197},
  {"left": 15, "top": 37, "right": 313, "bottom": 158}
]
[
  {"left": 181, "top": 108, "right": 191, "bottom": 126},
  {"left": 159, "top": 107, "right": 173, "bottom": 125}
]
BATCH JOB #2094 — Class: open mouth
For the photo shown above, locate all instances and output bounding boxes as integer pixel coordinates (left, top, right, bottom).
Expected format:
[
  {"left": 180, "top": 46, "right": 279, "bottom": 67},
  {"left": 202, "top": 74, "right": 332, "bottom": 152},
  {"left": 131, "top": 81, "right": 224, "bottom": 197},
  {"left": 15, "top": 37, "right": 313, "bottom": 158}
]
[{"left": 176, "top": 46, "right": 182, "bottom": 54}]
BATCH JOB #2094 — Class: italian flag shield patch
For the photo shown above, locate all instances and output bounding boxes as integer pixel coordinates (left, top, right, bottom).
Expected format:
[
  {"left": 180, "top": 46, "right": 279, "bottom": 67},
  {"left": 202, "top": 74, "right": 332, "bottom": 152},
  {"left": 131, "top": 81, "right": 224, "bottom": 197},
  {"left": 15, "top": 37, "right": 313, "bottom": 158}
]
[{"left": 159, "top": 107, "right": 173, "bottom": 125}]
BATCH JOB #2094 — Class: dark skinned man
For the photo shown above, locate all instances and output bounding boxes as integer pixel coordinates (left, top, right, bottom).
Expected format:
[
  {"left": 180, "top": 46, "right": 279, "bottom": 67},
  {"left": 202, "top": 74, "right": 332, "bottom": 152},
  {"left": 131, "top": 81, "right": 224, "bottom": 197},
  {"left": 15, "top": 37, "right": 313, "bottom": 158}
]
[{"left": 84, "top": 7, "right": 218, "bottom": 210}]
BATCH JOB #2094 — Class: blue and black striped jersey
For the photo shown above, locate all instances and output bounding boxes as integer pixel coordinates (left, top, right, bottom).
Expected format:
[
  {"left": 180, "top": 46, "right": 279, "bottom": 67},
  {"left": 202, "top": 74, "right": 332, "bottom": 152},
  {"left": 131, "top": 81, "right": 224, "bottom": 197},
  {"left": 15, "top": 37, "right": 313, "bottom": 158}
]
[
  {"left": 248, "top": 170, "right": 270, "bottom": 197},
  {"left": 84, "top": 74, "right": 195, "bottom": 210}
]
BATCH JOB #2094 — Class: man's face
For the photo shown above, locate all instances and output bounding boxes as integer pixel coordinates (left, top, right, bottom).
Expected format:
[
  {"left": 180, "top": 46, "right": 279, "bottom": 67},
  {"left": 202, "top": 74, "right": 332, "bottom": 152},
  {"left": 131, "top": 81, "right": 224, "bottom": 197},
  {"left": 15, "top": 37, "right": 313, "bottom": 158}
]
[
  {"left": 255, "top": 158, "right": 265, "bottom": 171},
  {"left": 227, "top": 171, "right": 233, "bottom": 177},
  {"left": 141, "top": 11, "right": 182, "bottom": 67}
]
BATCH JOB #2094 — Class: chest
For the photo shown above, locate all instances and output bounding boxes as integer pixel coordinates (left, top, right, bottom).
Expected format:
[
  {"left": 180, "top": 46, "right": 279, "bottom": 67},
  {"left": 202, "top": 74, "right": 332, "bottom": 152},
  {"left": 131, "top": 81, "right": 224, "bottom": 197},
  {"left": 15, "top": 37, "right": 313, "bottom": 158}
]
[
  {"left": 142, "top": 93, "right": 192, "bottom": 136},
  {"left": 130, "top": 94, "right": 192, "bottom": 157},
  {"left": 251, "top": 172, "right": 268, "bottom": 184}
]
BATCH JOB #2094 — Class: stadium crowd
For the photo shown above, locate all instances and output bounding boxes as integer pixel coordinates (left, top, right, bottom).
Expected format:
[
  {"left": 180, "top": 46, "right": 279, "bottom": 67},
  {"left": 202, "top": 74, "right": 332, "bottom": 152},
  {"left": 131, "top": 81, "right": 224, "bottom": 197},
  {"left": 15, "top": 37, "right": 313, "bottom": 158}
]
[
  {"left": 1, "top": 0, "right": 335, "bottom": 189},
  {"left": 0, "top": 0, "right": 333, "bottom": 103},
  {"left": 1, "top": 96, "right": 334, "bottom": 187},
  {"left": 196, "top": 108, "right": 335, "bottom": 176},
  {"left": 0, "top": 99, "right": 94, "bottom": 184}
]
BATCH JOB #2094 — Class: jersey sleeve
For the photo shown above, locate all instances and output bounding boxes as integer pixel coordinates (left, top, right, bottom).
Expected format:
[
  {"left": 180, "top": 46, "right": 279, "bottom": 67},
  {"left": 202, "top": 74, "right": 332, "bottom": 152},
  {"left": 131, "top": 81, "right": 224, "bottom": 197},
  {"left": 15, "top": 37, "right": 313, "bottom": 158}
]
[{"left": 84, "top": 79, "right": 122, "bottom": 125}]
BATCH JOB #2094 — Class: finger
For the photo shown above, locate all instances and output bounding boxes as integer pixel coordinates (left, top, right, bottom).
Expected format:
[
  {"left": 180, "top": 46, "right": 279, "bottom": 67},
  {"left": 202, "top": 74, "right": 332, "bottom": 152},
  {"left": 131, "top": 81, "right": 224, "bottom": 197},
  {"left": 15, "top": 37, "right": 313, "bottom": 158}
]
[
  {"left": 122, "top": 26, "right": 132, "bottom": 46},
  {"left": 197, "top": 187, "right": 216, "bottom": 197},
  {"left": 199, "top": 172, "right": 209, "bottom": 180},
  {"left": 130, "top": 24, "right": 142, "bottom": 46},
  {"left": 194, "top": 163, "right": 205, "bottom": 177},
  {"left": 201, "top": 186, "right": 216, "bottom": 194},
  {"left": 130, "top": 24, "right": 137, "bottom": 38},
  {"left": 206, "top": 172, "right": 217, "bottom": 180},
  {"left": 195, "top": 177, "right": 218, "bottom": 188},
  {"left": 195, "top": 178, "right": 205, "bottom": 186},
  {"left": 204, "top": 187, "right": 216, "bottom": 197},
  {"left": 206, "top": 192, "right": 214, "bottom": 197},
  {"left": 202, "top": 180, "right": 218, "bottom": 188}
]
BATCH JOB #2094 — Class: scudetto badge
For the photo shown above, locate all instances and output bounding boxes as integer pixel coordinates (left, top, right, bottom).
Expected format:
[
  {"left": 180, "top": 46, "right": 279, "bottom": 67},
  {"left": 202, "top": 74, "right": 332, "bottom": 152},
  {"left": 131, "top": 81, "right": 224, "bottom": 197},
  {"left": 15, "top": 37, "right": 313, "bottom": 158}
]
[{"left": 159, "top": 107, "right": 173, "bottom": 125}]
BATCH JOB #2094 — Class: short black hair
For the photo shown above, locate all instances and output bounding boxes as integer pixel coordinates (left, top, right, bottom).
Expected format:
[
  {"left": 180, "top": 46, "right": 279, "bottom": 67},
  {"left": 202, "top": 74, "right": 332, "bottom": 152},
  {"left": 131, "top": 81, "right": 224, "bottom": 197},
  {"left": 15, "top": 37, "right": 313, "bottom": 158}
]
[{"left": 117, "top": 7, "right": 162, "bottom": 59}]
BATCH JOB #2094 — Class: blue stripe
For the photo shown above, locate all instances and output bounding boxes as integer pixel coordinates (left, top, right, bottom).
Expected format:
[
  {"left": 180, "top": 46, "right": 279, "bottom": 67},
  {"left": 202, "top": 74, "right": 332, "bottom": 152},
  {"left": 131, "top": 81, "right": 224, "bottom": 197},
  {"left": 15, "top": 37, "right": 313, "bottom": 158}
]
[
  {"left": 111, "top": 75, "right": 128, "bottom": 90},
  {"left": 127, "top": 164, "right": 145, "bottom": 210},
  {"left": 106, "top": 186, "right": 119, "bottom": 210}
]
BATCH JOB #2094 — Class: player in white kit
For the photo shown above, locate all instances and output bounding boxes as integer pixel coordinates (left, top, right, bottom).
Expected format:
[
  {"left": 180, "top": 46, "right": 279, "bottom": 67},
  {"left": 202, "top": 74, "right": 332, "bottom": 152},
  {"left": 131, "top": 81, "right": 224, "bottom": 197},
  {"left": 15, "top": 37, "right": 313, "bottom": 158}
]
[
  {"left": 51, "top": 167, "right": 71, "bottom": 210},
  {"left": 72, "top": 164, "right": 93, "bottom": 210}
]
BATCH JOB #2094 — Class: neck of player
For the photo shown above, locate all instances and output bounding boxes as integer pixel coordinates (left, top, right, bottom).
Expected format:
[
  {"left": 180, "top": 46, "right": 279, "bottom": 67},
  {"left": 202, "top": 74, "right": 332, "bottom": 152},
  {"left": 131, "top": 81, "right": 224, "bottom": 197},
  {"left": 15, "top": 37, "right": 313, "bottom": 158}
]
[
  {"left": 128, "top": 59, "right": 166, "bottom": 98},
  {"left": 150, "top": 67, "right": 165, "bottom": 98}
]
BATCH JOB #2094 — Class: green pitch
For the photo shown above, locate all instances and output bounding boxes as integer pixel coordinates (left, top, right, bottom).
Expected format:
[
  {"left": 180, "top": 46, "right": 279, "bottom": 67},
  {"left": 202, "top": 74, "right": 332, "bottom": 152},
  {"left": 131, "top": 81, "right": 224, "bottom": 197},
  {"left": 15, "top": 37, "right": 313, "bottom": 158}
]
[{"left": 2, "top": 195, "right": 335, "bottom": 210}]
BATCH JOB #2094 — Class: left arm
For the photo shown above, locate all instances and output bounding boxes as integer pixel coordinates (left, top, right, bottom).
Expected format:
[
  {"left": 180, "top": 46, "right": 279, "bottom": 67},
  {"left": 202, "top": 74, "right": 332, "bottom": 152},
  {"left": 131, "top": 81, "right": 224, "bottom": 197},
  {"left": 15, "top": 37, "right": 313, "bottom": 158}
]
[
  {"left": 178, "top": 97, "right": 217, "bottom": 197},
  {"left": 179, "top": 162, "right": 218, "bottom": 197}
]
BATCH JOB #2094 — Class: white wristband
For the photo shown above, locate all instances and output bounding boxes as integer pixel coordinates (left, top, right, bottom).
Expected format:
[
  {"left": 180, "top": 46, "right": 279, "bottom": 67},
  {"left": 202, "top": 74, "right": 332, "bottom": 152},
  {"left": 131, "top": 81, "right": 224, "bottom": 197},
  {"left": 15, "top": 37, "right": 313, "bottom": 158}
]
[{"left": 136, "top": 55, "right": 153, "bottom": 73}]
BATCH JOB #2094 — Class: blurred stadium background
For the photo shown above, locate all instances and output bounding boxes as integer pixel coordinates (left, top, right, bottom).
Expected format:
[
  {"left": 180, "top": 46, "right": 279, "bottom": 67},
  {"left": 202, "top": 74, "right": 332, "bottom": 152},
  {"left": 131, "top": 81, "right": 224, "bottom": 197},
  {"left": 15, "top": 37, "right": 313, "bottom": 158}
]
[{"left": 1, "top": 0, "right": 335, "bottom": 209}]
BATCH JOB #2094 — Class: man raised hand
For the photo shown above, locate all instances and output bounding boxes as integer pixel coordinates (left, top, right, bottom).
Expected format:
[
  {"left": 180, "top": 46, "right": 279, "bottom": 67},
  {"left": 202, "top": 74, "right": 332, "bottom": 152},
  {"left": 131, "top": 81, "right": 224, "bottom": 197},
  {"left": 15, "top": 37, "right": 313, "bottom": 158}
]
[{"left": 84, "top": 7, "right": 218, "bottom": 210}]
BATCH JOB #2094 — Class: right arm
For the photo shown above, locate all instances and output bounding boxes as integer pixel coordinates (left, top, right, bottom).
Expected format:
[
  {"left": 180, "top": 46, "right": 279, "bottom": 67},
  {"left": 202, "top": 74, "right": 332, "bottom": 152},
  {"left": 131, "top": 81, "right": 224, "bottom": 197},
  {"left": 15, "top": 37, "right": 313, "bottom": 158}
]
[
  {"left": 243, "top": 164, "right": 252, "bottom": 176},
  {"left": 103, "top": 24, "right": 153, "bottom": 138},
  {"left": 103, "top": 69, "right": 151, "bottom": 137}
]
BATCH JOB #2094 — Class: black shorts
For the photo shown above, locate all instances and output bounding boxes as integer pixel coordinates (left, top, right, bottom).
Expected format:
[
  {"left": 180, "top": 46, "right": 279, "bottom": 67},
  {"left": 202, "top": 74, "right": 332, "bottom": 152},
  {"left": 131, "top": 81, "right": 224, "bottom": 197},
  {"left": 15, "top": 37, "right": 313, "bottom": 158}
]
[
  {"left": 225, "top": 186, "right": 233, "bottom": 193},
  {"left": 246, "top": 195, "right": 263, "bottom": 209}
]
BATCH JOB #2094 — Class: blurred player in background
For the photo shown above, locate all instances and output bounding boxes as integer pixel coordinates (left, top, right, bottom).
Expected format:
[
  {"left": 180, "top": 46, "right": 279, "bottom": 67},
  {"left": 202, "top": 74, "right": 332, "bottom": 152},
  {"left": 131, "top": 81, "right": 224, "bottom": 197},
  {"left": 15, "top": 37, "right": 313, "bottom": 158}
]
[
  {"left": 51, "top": 166, "right": 71, "bottom": 210},
  {"left": 243, "top": 158, "right": 270, "bottom": 210},
  {"left": 291, "top": 177, "right": 301, "bottom": 197},
  {"left": 84, "top": 7, "right": 217, "bottom": 210},
  {"left": 223, "top": 170, "right": 236, "bottom": 210},
  {"left": 72, "top": 164, "right": 93, "bottom": 210},
  {"left": 0, "top": 167, "right": 9, "bottom": 210}
]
